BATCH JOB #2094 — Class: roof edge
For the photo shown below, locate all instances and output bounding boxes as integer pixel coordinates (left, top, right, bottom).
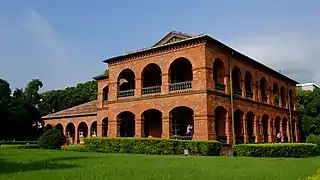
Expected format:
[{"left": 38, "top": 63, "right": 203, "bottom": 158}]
[
  {"left": 42, "top": 112, "right": 97, "bottom": 120},
  {"left": 93, "top": 74, "right": 109, "bottom": 80}
]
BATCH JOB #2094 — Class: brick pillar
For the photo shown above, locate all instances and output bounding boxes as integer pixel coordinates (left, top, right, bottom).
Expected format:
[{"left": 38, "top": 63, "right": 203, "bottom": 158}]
[
  {"left": 280, "top": 119, "right": 284, "bottom": 142},
  {"left": 224, "top": 75, "right": 230, "bottom": 94},
  {"left": 109, "top": 82, "right": 118, "bottom": 101},
  {"left": 268, "top": 86, "right": 272, "bottom": 104},
  {"left": 243, "top": 117, "right": 248, "bottom": 144},
  {"left": 253, "top": 116, "right": 258, "bottom": 143},
  {"left": 107, "top": 119, "right": 118, "bottom": 137},
  {"left": 97, "top": 122, "right": 102, "bottom": 137},
  {"left": 272, "top": 119, "right": 276, "bottom": 142},
  {"left": 295, "top": 122, "right": 300, "bottom": 142},
  {"left": 287, "top": 120, "right": 292, "bottom": 142},
  {"left": 208, "top": 115, "right": 215, "bottom": 140},
  {"left": 241, "top": 80, "right": 246, "bottom": 98},
  {"left": 257, "top": 83, "right": 261, "bottom": 102},
  {"left": 135, "top": 118, "right": 144, "bottom": 138},
  {"left": 259, "top": 118, "right": 263, "bottom": 142},
  {"left": 135, "top": 78, "right": 142, "bottom": 98},
  {"left": 225, "top": 113, "right": 232, "bottom": 144},
  {"left": 253, "top": 83, "right": 258, "bottom": 101},
  {"left": 162, "top": 116, "right": 171, "bottom": 138},
  {"left": 193, "top": 115, "right": 209, "bottom": 140},
  {"left": 162, "top": 73, "right": 169, "bottom": 94},
  {"left": 268, "top": 118, "right": 273, "bottom": 142}
]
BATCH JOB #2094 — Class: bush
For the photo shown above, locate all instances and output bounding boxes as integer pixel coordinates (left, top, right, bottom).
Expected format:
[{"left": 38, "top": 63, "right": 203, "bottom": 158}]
[
  {"left": 233, "top": 143, "right": 318, "bottom": 158},
  {"left": 306, "top": 134, "right": 320, "bottom": 155},
  {"left": 0, "top": 144, "right": 39, "bottom": 149},
  {"left": 0, "top": 141, "right": 37, "bottom": 146},
  {"left": 306, "top": 169, "right": 320, "bottom": 180},
  {"left": 84, "top": 137, "right": 221, "bottom": 156},
  {"left": 61, "top": 145, "right": 89, "bottom": 152},
  {"left": 37, "top": 129, "right": 66, "bottom": 149}
]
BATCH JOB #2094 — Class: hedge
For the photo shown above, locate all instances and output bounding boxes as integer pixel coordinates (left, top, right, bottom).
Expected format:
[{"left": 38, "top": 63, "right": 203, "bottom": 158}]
[
  {"left": 0, "top": 144, "right": 39, "bottom": 149},
  {"left": 306, "top": 169, "right": 320, "bottom": 180},
  {"left": 84, "top": 137, "right": 221, "bottom": 156},
  {"left": 61, "top": 145, "right": 89, "bottom": 152},
  {"left": 306, "top": 134, "right": 320, "bottom": 155},
  {"left": 233, "top": 143, "right": 318, "bottom": 158},
  {"left": 0, "top": 141, "right": 37, "bottom": 146}
]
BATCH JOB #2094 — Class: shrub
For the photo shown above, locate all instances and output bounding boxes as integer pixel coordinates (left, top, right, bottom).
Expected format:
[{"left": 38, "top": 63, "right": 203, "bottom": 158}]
[
  {"left": 84, "top": 137, "right": 221, "bottom": 156},
  {"left": 306, "top": 169, "right": 320, "bottom": 180},
  {"left": 61, "top": 145, "right": 89, "bottom": 152},
  {"left": 0, "top": 144, "right": 39, "bottom": 149},
  {"left": 37, "top": 129, "right": 66, "bottom": 149},
  {"left": 306, "top": 134, "right": 320, "bottom": 155},
  {"left": 0, "top": 141, "right": 37, "bottom": 146},
  {"left": 233, "top": 143, "right": 317, "bottom": 158}
]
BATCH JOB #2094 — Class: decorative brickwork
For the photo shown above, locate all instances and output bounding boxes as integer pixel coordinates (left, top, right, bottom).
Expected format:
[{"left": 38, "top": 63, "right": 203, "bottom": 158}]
[{"left": 43, "top": 31, "right": 300, "bottom": 145}]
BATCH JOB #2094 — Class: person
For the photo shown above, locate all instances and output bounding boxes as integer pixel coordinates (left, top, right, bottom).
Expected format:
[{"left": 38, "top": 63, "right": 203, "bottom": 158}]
[
  {"left": 277, "top": 132, "right": 282, "bottom": 143},
  {"left": 186, "top": 125, "right": 193, "bottom": 136}
]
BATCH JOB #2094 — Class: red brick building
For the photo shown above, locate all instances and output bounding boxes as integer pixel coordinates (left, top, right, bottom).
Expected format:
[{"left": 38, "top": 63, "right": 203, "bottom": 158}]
[{"left": 42, "top": 31, "right": 300, "bottom": 145}]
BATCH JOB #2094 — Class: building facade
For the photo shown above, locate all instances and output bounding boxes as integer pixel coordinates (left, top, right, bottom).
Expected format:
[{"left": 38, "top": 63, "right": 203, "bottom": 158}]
[
  {"left": 296, "top": 83, "right": 319, "bottom": 91},
  {"left": 42, "top": 31, "right": 300, "bottom": 145}
]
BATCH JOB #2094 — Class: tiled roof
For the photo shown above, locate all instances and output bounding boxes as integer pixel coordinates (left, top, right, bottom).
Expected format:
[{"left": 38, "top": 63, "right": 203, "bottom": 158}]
[{"left": 42, "top": 100, "right": 97, "bottom": 119}]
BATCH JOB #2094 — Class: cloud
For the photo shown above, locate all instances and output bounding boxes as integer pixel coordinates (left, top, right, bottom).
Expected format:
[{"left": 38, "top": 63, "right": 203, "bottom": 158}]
[{"left": 229, "top": 34, "right": 320, "bottom": 84}]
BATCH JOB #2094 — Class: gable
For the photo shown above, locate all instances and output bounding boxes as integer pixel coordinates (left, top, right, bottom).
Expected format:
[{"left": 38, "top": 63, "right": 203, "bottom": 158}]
[{"left": 153, "top": 31, "right": 196, "bottom": 47}]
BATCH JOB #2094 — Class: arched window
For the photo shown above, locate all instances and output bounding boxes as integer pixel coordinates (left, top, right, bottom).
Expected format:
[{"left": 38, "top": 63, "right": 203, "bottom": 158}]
[
  {"left": 245, "top": 71, "right": 253, "bottom": 99},
  {"left": 213, "top": 58, "right": 226, "bottom": 91},
  {"left": 260, "top": 78, "right": 267, "bottom": 103},
  {"left": 280, "top": 86, "right": 286, "bottom": 108},
  {"left": 117, "top": 69, "right": 135, "bottom": 97},
  {"left": 232, "top": 67, "right": 242, "bottom": 96},
  {"left": 273, "top": 83, "right": 279, "bottom": 106},
  {"left": 141, "top": 63, "right": 162, "bottom": 95},
  {"left": 169, "top": 58, "right": 192, "bottom": 91}
]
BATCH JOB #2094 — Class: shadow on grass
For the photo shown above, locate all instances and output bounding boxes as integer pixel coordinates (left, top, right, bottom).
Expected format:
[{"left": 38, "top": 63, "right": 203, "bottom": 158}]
[{"left": 0, "top": 156, "right": 89, "bottom": 174}]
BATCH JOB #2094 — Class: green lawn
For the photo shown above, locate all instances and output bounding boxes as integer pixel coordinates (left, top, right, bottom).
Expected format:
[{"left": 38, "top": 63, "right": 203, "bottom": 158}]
[{"left": 0, "top": 149, "right": 319, "bottom": 180}]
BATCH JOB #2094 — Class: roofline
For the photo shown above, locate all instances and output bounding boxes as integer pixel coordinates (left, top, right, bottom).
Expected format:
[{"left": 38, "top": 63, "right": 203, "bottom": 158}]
[
  {"left": 42, "top": 112, "right": 97, "bottom": 120},
  {"left": 296, "top": 83, "right": 320, "bottom": 88},
  {"left": 93, "top": 74, "right": 109, "bottom": 80},
  {"left": 102, "top": 34, "right": 298, "bottom": 85}
]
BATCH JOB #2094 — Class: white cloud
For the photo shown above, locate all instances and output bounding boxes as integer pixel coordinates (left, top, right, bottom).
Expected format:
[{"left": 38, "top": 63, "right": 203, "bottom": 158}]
[{"left": 229, "top": 34, "right": 320, "bottom": 84}]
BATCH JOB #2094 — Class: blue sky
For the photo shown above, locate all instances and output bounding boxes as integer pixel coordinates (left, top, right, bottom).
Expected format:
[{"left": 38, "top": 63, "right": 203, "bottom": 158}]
[{"left": 1, "top": 1, "right": 319, "bottom": 91}]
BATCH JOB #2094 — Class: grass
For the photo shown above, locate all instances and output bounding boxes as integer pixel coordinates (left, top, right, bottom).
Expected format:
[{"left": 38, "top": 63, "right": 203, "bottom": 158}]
[{"left": 0, "top": 149, "right": 319, "bottom": 180}]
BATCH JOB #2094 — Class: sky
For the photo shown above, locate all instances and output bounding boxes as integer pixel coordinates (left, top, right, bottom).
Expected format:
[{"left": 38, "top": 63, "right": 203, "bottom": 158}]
[{"left": 1, "top": 1, "right": 319, "bottom": 91}]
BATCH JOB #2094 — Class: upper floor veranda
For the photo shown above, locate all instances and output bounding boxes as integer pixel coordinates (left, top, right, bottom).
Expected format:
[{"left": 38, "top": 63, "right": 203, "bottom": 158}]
[{"left": 94, "top": 32, "right": 298, "bottom": 111}]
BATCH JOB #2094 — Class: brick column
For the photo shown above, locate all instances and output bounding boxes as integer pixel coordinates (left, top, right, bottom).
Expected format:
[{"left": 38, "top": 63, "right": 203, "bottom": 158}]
[
  {"left": 226, "top": 113, "right": 232, "bottom": 144},
  {"left": 193, "top": 115, "right": 210, "bottom": 140},
  {"left": 287, "top": 120, "right": 292, "bottom": 142},
  {"left": 109, "top": 82, "right": 118, "bottom": 101},
  {"left": 241, "top": 80, "right": 246, "bottom": 98},
  {"left": 135, "top": 78, "right": 142, "bottom": 98},
  {"left": 107, "top": 119, "right": 118, "bottom": 137},
  {"left": 135, "top": 118, "right": 144, "bottom": 138},
  {"left": 268, "top": 86, "right": 272, "bottom": 104},
  {"left": 224, "top": 75, "right": 230, "bottom": 94},
  {"left": 295, "top": 122, "right": 300, "bottom": 142},
  {"left": 253, "top": 83, "right": 258, "bottom": 101},
  {"left": 97, "top": 122, "right": 102, "bottom": 137},
  {"left": 161, "top": 73, "right": 169, "bottom": 94},
  {"left": 280, "top": 119, "right": 284, "bottom": 142},
  {"left": 243, "top": 117, "right": 248, "bottom": 144},
  {"left": 272, "top": 119, "right": 276, "bottom": 142},
  {"left": 253, "top": 116, "right": 259, "bottom": 143},
  {"left": 259, "top": 118, "right": 263, "bottom": 142},
  {"left": 162, "top": 116, "right": 172, "bottom": 138},
  {"left": 268, "top": 118, "right": 273, "bottom": 142}
]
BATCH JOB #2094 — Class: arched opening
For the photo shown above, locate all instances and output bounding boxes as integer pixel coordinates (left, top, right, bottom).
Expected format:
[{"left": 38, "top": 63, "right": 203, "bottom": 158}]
[
  {"left": 118, "top": 111, "right": 135, "bottom": 137},
  {"left": 78, "top": 122, "right": 88, "bottom": 144},
  {"left": 234, "top": 109, "right": 244, "bottom": 144},
  {"left": 282, "top": 118, "right": 288, "bottom": 142},
  {"left": 275, "top": 117, "right": 281, "bottom": 134},
  {"left": 246, "top": 111, "right": 255, "bottom": 143},
  {"left": 170, "top": 106, "right": 194, "bottom": 138},
  {"left": 45, "top": 124, "right": 53, "bottom": 131},
  {"left": 289, "top": 89, "right": 294, "bottom": 110},
  {"left": 55, "top": 123, "right": 63, "bottom": 134},
  {"left": 232, "top": 67, "right": 242, "bottom": 96},
  {"left": 102, "top": 117, "right": 108, "bottom": 137},
  {"left": 262, "top": 114, "right": 269, "bottom": 142},
  {"left": 66, "top": 123, "right": 75, "bottom": 144},
  {"left": 117, "top": 69, "right": 135, "bottom": 97},
  {"left": 214, "top": 106, "right": 227, "bottom": 143},
  {"left": 273, "top": 83, "right": 279, "bottom": 106},
  {"left": 280, "top": 86, "right": 286, "bottom": 108},
  {"left": 169, "top": 58, "right": 192, "bottom": 91},
  {"left": 245, "top": 71, "right": 253, "bottom": 99},
  {"left": 213, "top": 58, "right": 226, "bottom": 91},
  {"left": 292, "top": 119, "right": 296, "bottom": 142},
  {"left": 142, "top": 109, "right": 162, "bottom": 138},
  {"left": 142, "top": 63, "right": 162, "bottom": 95},
  {"left": 103, "top": 86, "right": 109, "bottom": 100},
  {"left": 90, "top": 121, "right": 97, "bottom": 137},
  {"left": 260, "top": 78, "right": 268, "bottom": 103}
]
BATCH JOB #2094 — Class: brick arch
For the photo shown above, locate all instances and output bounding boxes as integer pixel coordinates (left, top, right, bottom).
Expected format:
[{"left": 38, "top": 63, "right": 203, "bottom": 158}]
[
  {"left": 232, "top": 66, "right": 242, "bottom": 93},
  {"left": 102, "top": 85, "right": 109, "bottom": 100},
  {"left": 117, "top": 68, "right": 136, "bottom": 93},
  {"left": 234, "top": 109, "right": 244, "bottom": 143},
  {"left": 117, "top": 111, "right": 136, "bottom": 137},
  {"left": 55, "top": 123, "right": 63, "bottom": 134},
  {"left": 213, "top": 58, "right": 227, "bottom": 84},
  {"left": 170, "top": 106, "right": 194, "bottom": 137},
  {"left": 142, "top": 109, "right": 163, "bottom": 138},
  {"left": 214, "top": 106, "right": 227, "bottom": 142},
  {"left": 141, "top": 63, "right": 162, "bottom": 90},
  {"left": 65, "top": 122, "right": 76, "bottom": 144},
  {"left": 168, "top": 57, "right": 193, "bottom": 84},
  {"left": 244, "top": 71, "right": 254, "bottom": 92}
]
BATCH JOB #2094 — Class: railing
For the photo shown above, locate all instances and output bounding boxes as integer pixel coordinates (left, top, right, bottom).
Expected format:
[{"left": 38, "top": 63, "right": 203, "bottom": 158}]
[
  {"left": 246, "top": 91, "right": 253, "bottom": 99},
  {"left": 217, "top": 135, "right": 227, "bottom": 144},
  {"left": 171, "top": 135, "right": 193, "bottom": 140},
  {"left": 142, "top": 86, "right": 161, "bottom": 95},
  {"left": 118, "top": 89, "right": 134, "bottom": 98},
  {"left": 282, "top": 101, "right": 287, "bottom": 108},
  {"left": 248, "top": 136, "right": 256, "bottom": 144},
  {"left": 234, "top": 89, "right": 242, "bottom": 96},
  {"left": 262, "top": 96, "right": 268, "bottom": 103},
  {"left": 215, "top": 83, "right": 226, "bottom": 91},
  {"left": 169, "top": 81, "right": 192, "bottom": 91},
  {"left": 235, "top": 136, "right": 244, "bottom": 144}
]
